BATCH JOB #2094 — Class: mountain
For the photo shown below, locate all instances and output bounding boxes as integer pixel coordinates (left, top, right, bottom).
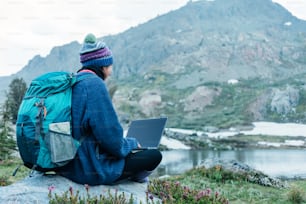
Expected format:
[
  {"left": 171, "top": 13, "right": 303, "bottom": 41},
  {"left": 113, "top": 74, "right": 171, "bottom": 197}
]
[
  {"left": 10, "top": 41, "right": 81, "bottom": 82},
  {"left": 108, "top": 0, "right": 306, "bottom": 81},
  {"left": 1, "top": 0, "right": 306, "bottom": 129}
]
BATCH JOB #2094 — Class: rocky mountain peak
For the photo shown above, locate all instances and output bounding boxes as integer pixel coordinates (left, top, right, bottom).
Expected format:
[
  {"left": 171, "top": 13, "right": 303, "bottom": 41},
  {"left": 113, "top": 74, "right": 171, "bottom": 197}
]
[{"left": 0, "top": 0, "right": 305, "bottom": 129}]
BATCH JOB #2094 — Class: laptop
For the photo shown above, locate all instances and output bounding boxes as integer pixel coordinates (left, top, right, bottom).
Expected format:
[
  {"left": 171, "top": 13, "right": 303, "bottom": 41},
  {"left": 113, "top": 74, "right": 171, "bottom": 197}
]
[{"left": 126, "top": 117, "right": 167, "bottom": 149}]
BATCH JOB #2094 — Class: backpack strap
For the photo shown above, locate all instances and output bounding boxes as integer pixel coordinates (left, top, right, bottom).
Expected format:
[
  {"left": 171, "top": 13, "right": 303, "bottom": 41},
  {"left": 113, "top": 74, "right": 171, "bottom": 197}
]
[
  {"left": 73, "top": 72, "right": 96, "bottom": 144},
  {"left": 34, "top": 98, "right": 46, "bottom": 141}
]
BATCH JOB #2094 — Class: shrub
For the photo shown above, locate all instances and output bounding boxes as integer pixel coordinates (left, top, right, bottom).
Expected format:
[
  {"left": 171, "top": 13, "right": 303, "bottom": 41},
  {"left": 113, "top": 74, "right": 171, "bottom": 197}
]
[
  {"left": 287, "top": 185, "right": 305, "bottom": 204},
  {"left": 0, "top": 175, "right": 12, "bottom": 186}
]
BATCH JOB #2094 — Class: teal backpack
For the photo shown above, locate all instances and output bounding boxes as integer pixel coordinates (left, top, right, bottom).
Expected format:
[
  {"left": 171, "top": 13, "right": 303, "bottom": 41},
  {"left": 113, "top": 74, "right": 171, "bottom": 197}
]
[{"left": 16, "top": 71, "right": 89, "bottom": 172}]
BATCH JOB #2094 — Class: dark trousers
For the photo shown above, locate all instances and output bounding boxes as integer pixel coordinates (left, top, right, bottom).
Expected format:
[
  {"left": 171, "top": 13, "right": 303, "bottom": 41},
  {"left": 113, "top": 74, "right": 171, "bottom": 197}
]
[{"left": 117, "top": 149, "right": 162, "bottom": 181}]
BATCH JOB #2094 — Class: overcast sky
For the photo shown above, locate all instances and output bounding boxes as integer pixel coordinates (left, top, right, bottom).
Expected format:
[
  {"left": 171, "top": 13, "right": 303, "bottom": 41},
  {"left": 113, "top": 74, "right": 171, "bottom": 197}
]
[{"left": 0, "top": 0, "right": 305, "bottom": 76}]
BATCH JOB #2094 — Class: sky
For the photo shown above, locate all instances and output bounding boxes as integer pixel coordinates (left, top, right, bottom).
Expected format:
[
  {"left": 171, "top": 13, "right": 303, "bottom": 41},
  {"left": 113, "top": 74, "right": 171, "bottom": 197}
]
[{"left": 0, "top": 0, "right": 306, "bottom": 76}]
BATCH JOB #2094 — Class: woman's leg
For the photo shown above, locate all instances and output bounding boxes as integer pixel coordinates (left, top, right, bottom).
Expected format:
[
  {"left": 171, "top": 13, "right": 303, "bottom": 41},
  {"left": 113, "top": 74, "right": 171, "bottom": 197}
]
[{"left": 117, "top": 149, "right": 162, "bottom": 181}]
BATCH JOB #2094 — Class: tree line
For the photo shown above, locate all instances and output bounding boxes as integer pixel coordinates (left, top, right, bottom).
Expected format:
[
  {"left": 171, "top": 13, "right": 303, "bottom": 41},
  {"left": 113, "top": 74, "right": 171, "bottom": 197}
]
[{"left": 0, "top": 78, "right": 27, "bottom": 161}]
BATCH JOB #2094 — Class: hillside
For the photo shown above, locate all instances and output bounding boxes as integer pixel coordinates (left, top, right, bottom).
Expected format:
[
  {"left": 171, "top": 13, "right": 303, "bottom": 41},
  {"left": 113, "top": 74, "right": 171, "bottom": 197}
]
[{"left": 1, "top": 0, "right": 306, "bottom": 130}]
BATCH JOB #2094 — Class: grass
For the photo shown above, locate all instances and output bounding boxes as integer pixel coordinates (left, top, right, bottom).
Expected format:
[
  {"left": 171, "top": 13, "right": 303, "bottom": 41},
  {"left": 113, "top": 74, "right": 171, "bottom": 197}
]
[
  {"left": 0, "top": 157, "right": 30, "bottom": 185},
  {"left": 149, "top": 166, "right": 306, "bottom": 204},
  {"left": 113, "top": 71, "right": 306, "bottom": 131}
]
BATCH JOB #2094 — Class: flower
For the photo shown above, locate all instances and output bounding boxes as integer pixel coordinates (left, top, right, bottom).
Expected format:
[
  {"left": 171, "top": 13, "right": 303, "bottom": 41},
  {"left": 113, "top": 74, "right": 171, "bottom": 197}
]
[
  {"left": 48, "top": 185, "right": 55, "bottom": 198},
  {"left": 183, "top": 185, "right": 190, "bottom": 192},
  {"left": 215, "top": 191, "right": 219, "bottom": 198},
  {"left": 206, "top": 188, "right": 212, "bottom": 196},
  {"left": 48, "top": 185, "right": 55, "bottom": 193},
  {"left": 84, "top": 184, "right": 89, "bottom": 193},
  {"left": 69, "top": 186, "right": 73, "bottom": 196}
]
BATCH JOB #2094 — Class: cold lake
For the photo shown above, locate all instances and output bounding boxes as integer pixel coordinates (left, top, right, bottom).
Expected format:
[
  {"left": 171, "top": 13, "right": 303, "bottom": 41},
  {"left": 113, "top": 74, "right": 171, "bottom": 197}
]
[
  {"left": 154, "top": 122, "right": 306, "bottom": 179},
  {"left": 154, "top": 149, "right": 306, "bottom": 179}
]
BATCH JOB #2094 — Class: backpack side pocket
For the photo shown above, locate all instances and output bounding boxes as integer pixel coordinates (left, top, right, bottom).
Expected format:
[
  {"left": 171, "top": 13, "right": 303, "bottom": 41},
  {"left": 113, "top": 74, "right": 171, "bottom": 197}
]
[{"left": 46, "top": 122, "right": 80, "bottom": 166}]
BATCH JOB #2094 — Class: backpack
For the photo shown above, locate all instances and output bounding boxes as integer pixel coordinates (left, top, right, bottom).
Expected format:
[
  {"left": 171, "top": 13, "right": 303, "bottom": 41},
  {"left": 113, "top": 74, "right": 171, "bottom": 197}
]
[{"left": 16, "top": 71, "right": 90, "bottom": 172}]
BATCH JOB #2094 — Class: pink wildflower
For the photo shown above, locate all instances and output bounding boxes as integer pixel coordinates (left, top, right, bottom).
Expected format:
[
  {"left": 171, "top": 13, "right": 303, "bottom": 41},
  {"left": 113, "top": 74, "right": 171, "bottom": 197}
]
[
  {"left": 196, "top": 190, "right": 205, "bottom": 201},
  {"left": 48, "top": 185, "right": 55, "bottom": 198},
  {"left": 84, "top": 184, "right": 89, "bottom": 193},
  {"left": 69, "top": 186, "right": 73, "bottom": 196},
  {"left": 215, "top": 191, "right": 219, "bottom": 198},
  {"left": 206, "top": 188, "right": 212, "bottom": 196},
  {"left": 164, "top": 182, "right": 170, "bottom": 190},
  {"left": 183, "top": 185, "right": 191, "bottom": 193},
  {"left": 159, "top": 191, "right": 165, "bottom": 197},
  {"left": 48, "top": 185, "right": 55, "bottom": 193}
]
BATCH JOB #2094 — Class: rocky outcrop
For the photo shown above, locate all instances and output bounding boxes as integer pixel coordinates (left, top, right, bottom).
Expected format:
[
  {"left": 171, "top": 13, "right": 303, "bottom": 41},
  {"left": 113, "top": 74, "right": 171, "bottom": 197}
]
[
  {"left": 184, "top": 86, "right": 221, "bottom": 112},
  {"left": 270, "top": 86, "right": 299, "bottom": 115},
  {"left": 0, "top": 172, "right": 148, "bottom": 204},
  {"left": 247, "top": 89, "right": 272, "bottom": 121},
  {"left": 201, "top": 159, "right": 288, "bottom": 188},
  {"left": 139, "top": 90, "right": 163, "bottom": 116}
]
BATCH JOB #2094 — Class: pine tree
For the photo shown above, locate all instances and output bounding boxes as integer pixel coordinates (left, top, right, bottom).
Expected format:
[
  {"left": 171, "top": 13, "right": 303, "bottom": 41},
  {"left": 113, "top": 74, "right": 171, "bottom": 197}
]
[
  {"left": 6, "top": 78, "right": 27, "bottom": 124},
  {"left": 0, "top": 100, "right": 16, "bottom": 161}
]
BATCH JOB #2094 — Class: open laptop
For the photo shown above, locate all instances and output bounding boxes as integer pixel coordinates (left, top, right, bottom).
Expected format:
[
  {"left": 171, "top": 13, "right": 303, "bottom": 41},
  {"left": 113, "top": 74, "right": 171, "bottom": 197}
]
[{"left": 126, "top": 117, "right": 167, "bottom": 149}]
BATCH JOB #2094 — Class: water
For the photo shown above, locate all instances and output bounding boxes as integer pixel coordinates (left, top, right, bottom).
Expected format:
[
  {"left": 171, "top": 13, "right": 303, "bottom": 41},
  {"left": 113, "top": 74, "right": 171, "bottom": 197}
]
[{"left": 154, "top": 149, "right": 306, "bottom": 179}]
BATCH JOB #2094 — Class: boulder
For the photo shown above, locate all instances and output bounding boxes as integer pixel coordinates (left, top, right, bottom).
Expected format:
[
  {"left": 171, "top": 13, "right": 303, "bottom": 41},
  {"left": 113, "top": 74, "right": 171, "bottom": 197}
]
[
  {"left": 270, "top": 86, "right": 299, "bottom": 115},
  {"left": 0, "top": 172, "right": 148, "bottom": 204},
  {"left": 139, "top": 90, "right": 162, "bottom": 116},
  {"left": 201, "top": 159, "right": 288, "bottom": 188},
  {"left": 184, "top": 86, "right": 221, "bottom": 112}
]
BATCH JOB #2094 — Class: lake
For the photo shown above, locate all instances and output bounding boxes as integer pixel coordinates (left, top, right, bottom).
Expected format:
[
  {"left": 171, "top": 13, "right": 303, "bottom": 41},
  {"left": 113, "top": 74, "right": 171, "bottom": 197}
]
[
  {"left": 154, "top": 149, "right": 306, "bottom": 179},
  {"left": 155, "top": 122, "right": 306, "bottom": 179}
]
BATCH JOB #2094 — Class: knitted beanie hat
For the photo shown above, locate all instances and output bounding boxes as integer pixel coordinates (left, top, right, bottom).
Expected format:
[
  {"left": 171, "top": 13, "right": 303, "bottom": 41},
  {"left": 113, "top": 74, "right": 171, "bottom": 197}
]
[{"left": 79, "top": 33, "right": 113, "bottom": 67}]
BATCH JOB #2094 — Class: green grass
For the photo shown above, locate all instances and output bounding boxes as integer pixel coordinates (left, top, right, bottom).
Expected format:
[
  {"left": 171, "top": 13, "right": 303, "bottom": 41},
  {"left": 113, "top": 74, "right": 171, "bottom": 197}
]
[
  {"left": 0, "top": 157, "right": 30, "bottom": 185},
  {"left": 115, "top": 73, "right": 263, "bottom": 130},
  {"left": 149, "top": 166, "right": 306, "bottom": 204},
  {"left": 114, "top": 70, "right": 306, "bottom": 131}
]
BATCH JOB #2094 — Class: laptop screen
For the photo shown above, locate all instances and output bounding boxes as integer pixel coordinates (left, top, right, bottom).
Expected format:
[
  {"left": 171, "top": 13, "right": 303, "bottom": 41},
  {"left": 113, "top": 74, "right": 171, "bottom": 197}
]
[{"left": 126, "top": 117, "right": 167, "bottom": 148}]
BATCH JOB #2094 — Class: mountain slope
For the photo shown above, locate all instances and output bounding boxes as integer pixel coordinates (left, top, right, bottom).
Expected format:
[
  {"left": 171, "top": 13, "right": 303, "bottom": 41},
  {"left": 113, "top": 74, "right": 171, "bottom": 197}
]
[
  {"left": 13, "top": 41, "right": 81, "bottom": 82},
  {"left": 106, "top": 0, "right": 306, "bottom": 82},
  {"left": 1, "top": 0, "right": 306, "bottom": 129}
]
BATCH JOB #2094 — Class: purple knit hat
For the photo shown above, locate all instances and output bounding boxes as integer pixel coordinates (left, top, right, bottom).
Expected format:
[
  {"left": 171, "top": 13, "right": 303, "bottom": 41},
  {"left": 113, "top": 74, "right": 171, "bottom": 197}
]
[{"left": 79, "top": 33, "right": 113, "bottom": 67}]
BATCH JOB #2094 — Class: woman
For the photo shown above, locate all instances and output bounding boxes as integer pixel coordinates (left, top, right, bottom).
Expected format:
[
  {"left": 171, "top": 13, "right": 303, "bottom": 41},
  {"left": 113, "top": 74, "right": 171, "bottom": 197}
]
[{"left": 57, "top": 33, "right": 162, "bottom": 185}]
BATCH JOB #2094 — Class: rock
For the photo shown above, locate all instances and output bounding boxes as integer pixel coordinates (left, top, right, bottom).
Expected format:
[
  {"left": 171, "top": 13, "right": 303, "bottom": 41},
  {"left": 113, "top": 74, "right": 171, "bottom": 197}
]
[
  {"left": 139, "top": 90, "right": 162, "bottom": 116},
  {"left": 0, "top": 172, "right": 149, "bottom": 204},
  {"left": 227, "top": 79, "right": 239, "bottom": 84},
  {"left": 270, "top": 86, "right": 299, "bottom": 115},
  {"left": 183, "top": 86, "right": 221, "bottom": 112},
  {"left": 202, "top": 126, "right": 219, "bottom": 133},
  {"left": 201, "top": 159, "right": 288, "bottom": 188}
]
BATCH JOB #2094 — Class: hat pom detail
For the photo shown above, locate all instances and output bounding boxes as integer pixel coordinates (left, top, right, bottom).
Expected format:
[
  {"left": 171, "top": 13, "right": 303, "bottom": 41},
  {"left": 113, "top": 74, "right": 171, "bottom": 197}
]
[{"left": 84, "top": 33, "right": 96, "bottom": 44}]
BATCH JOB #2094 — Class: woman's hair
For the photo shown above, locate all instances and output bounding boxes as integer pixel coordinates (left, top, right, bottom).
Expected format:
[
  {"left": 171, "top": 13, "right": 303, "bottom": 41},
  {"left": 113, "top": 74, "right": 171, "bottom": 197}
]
[{"left": 78, "top": 65, "right": 107, "bottom": 80}]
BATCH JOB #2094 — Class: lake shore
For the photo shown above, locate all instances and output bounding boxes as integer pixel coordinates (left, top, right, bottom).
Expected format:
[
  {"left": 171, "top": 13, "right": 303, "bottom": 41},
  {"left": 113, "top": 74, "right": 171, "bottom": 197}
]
[{"left": 162, "top": 121, "right": 306, "bottom": 150}]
